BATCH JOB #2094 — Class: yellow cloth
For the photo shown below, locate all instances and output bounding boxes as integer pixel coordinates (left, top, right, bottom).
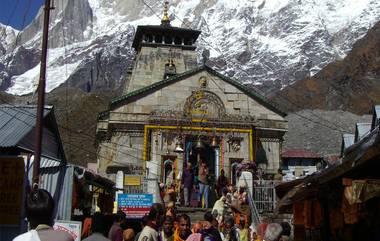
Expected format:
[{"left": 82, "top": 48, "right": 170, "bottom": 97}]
[
  {"left": 174, "top": 228, "right": 185, "bottom": 241},
  {"left": 239, "top": 229, "right": 249, "bottom": 241}
]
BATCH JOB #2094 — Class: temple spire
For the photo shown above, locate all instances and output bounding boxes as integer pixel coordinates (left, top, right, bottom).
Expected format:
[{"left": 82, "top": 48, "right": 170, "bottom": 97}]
[{"left": 161, "top": 1, "right": 171, "bottom": 27}]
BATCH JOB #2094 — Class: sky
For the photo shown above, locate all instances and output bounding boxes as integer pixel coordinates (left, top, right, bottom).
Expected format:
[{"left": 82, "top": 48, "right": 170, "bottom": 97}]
[{"left": 0, "top": 0, "right": 45, "bottom": 30}]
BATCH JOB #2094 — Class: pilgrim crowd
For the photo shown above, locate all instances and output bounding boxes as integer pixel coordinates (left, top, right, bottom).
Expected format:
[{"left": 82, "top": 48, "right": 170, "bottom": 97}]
[{"left": 13, "top": 162, "right": 290, "bottom": 241}]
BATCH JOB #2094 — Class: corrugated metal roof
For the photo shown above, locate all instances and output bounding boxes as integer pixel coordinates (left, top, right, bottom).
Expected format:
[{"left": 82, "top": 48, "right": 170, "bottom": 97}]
[
  {"left": 0, "top": 105, "right": 52, "bottom": 147},
  {"left": 343, "top": 134, "right": 355, "bottom": 149},
  {"left": 282, "top": 149, "right": 321, "bottom": 158},
  {"left": 355, "top": 123, "right": 371, "bottom": 141},
  {"left": 26, "top": 160, "right": 74, "bottom": 220},
  {"left": 375, "top": 105, "right": 380, "bottom": 117},
  {"left": 372, "top": 105, "right": 380, "bottom": 130}
]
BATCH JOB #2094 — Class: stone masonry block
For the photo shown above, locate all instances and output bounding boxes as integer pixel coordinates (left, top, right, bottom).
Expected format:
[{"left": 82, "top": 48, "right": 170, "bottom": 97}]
[{"left": 227, "top": 93, "right": 239, "bottom": 101}]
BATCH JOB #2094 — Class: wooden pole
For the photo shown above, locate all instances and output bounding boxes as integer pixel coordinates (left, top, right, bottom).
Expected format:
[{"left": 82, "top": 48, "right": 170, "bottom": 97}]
[{"left": 32, "top": 0, "right": 53, "bottom": 188}]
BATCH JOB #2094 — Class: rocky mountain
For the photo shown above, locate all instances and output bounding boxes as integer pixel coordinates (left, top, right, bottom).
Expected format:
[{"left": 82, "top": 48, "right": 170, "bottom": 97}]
[
  {"left": 284, "top": 110, "right": 371, "bottom": 156},
  {"left": 0, "top": 0, "right": 379, "bottom": 95},
  {"left": 1, "top": 0, "right": 380, "bottom": 164},
  {"left": 274, "top": 21, "right": 380, "bottom": 115}
]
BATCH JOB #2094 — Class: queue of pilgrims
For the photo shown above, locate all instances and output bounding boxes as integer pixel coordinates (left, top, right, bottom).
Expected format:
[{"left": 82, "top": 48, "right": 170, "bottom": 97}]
[
  {"left": 13, "top": 162, "right": 290, "bottom": 241},
  {"left": 98, "top": 183, "right": 292, "bottom": 241}
]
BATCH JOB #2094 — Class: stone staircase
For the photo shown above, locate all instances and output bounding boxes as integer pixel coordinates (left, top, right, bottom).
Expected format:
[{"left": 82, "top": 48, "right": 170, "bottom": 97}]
[{"left": 177, "top": 207, "right": 212, "bottom": 223}]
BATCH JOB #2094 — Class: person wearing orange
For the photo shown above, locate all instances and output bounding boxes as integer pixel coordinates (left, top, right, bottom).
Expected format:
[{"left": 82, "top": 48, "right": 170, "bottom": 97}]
[{"left": 174, "top": 214, "right": 192, "bottom": 241}]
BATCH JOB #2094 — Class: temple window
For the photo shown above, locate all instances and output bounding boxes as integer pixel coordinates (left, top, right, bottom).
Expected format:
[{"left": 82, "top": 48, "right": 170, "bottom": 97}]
[
  {"left": 164, "top": 36, "right": 172, "bottom": 44},
  {"left": 146, "top": 34, "right": 153, "bottom": 43},
  {"left": 164, "top": 60, "right": 176, "bottom": 79},
  {"left": 184, "top": 38, "right": 192, "bottom": 46},
  {"left": 174, "top": 37, "right": 182, "bottom": 45},
  {"left": 155, "top": 35, "right": 162, "bottom": 44}
]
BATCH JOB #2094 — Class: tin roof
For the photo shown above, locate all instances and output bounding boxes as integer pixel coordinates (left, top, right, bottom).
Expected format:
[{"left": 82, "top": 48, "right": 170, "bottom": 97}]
[
  {"left": 372, "top": 105, "right": 380, "bottom": 130},
  {"left": 0, "top": 105, "right": 52, "bottom": 147},
  {"left": 342, "top": 133, "right": 355, "bottom": 149},
  {"left": 282, "top": 149, "right": 321, "bottom": 159},
  {"left": 355, "top": 122, "right": 371, "bottom": 142}
]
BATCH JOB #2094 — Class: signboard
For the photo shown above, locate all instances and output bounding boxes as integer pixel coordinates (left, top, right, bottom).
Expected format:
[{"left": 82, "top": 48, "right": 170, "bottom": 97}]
[
  {"left": 0, "top": 157, "right": 25, "bottom": 225},
  {"left": 118, "top": 194, "right": 153, "bottom": 218},
  {"left": 54, "top": 220, "right": 82, "bottom": 241},
  {"left": 124, "top": 175, "right": 141, "bottom": 186}
]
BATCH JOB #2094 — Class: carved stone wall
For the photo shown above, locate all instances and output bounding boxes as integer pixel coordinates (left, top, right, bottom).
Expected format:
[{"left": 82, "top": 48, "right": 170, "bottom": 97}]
[{"left": 125, "top": 46, "right": 197, "bottom": 93}]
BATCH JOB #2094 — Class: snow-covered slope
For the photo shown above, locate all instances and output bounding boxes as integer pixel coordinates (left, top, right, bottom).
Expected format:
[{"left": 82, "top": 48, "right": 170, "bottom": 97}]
[
  {"left": 1, "top": 0, "right": 379, "bottom": 95},
  {"left": 0, "top": 23, "right": 18, "bottom": 54}
]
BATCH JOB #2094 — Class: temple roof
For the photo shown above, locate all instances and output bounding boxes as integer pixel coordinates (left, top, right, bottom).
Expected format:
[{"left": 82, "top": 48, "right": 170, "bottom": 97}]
[
  {"left": 108, "top": 65, "right": 287, "bottom": 117},
  {"left": 132, "top": 25, "right": 201, "bottom": 51}
]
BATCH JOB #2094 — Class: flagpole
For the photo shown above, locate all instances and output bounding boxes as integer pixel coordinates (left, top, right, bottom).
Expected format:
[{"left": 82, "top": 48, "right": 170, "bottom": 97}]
[{"left": 32, "top": 0, "right": 53, "bottom": 188}]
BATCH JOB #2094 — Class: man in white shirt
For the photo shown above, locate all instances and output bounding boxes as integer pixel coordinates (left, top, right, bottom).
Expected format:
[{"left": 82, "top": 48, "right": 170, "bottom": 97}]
[{"left": 138, "top": 203, "right": 165, "bottom": 241}]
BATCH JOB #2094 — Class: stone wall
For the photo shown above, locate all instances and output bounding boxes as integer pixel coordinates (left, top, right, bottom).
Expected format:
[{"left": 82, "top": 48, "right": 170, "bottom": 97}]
[
  {"left": 125, "top": 46, "right": 198, "bottom": 93},
  {"left": 115, "top": 70, "right": 286, "bottom": 125},
  {"left": 98, "top": 131, "right": 145, "bottom": 175},
  {"left": 98, "top": 70, "right": 287, "bottom": 178}
]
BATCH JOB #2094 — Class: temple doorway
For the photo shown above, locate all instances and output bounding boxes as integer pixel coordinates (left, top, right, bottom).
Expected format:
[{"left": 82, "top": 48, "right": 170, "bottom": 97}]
[
  {"left": 230, "top": 158, "right": 243, "bottom": 186},
  {"left": 185, "top": 136, "right": 216, "bottom": 183},
  {"left": 161, "top": 155, "right": 176, "bottom": 187}
]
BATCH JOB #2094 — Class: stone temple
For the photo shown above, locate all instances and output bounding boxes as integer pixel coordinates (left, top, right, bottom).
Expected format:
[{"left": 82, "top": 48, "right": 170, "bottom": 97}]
[{"left": 96, "top": 4, "right": 288, "bottom": 195}]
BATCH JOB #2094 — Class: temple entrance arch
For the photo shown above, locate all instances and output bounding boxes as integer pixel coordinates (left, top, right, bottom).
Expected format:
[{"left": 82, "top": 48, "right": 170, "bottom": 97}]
[
  {"left": 161, "top": 155, "right": 176, "bottom": 187},
  {"left": 185, "top": 136, "right": 216, "bottom": 184},
  {"left": 184, "top": 89, "right": 226, "bottom": 120},
  {"left": 230, "top": 158, "right": 243, "bottom": 186}
]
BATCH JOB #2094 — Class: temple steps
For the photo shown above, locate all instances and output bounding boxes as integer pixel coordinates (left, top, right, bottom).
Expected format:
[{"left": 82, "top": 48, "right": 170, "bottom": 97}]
[{"left": 176, "top": 207, "right": 212, "bottom": 223}]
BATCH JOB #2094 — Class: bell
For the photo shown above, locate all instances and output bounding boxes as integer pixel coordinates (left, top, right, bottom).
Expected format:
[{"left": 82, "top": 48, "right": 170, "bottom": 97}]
[
  {"left": 195, "top": 138, "right": 205, "bottom": 149},
  {"left": 211, "top": 137, "right": 219, "bottom": 148},
  {"left": 174, "top": 142, "right": 184, "bottom": 153}
]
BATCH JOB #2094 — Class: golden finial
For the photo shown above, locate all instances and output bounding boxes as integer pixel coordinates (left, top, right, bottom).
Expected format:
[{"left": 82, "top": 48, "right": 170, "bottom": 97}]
[{"left": 161, "top": 1, "right": 171, "bottom": 26}]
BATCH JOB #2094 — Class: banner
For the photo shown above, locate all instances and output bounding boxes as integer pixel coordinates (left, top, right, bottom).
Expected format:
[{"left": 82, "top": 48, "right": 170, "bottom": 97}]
[
  {"left": 0, "top": 157, "right": 25, "bottom": 226},
  {"left": 118, "top": 194, "right": 153, "bottom": 218},
  {"left": 54, "top": 220, "right": 82, "bottom": 241},
  {"left": 124, "top": 176, "right": 141, "bottom": 186}
]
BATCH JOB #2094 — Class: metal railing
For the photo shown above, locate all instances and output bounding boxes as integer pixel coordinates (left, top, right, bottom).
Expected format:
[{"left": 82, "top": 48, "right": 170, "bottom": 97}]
[
  {"left": 242, "top": 176, "right": 261, "bottom": 228},
  {"left": 253, "top": 180, "right": 278, "bottom": 214}
]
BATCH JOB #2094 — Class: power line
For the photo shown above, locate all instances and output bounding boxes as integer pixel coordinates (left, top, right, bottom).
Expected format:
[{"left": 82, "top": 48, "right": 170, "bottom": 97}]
[
  {"left": 0, "top": 97, "right": 203, "bottom": 176},
  {"left": 170, "top": 4, "right": 347, "bottom": 133},
  {"left": 59, "top": 0, "right": 72, "bottom": 162},
  {"left": 0, "top": 103, "right": 169, "bottom": 179},
  {"left": 140, "top": 0, "right": 349, "bottom": 134}
]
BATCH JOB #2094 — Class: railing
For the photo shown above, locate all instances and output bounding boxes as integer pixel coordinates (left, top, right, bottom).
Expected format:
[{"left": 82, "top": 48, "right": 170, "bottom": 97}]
[
  {"left": 242, "top": 176, "right": 261, "bottom": 228},
  {"left": 253, "top": 180, "right": 278, "bottom": 214}
]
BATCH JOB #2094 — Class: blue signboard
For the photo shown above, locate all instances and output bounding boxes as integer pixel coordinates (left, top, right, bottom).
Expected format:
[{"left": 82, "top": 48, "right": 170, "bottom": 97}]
[{"left": 117, "top": 194, "right": 153, "bottom": 218}]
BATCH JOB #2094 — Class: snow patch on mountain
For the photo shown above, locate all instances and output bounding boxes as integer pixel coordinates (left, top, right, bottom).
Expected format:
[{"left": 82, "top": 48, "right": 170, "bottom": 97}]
[
  {"left": 6, "top": 44, "right": 83, "bottom": 95},
  {"left": 1, "top": 0, "right": 380, "bottom": 95},
  {"left": 0, "top": 23, "right": 19, "bottom": 53}
]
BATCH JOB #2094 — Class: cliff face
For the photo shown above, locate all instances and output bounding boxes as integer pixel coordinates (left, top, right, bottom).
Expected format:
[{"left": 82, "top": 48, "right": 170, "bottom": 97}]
[
  {"left": 274, "top": 21, "right": 380, "bottom": 115},
  {"left": 1, "top": 0, "right": 379, "bottom": 95},
  {"left": 1, "top": 1, "right": 380, "bottom": 164}
]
